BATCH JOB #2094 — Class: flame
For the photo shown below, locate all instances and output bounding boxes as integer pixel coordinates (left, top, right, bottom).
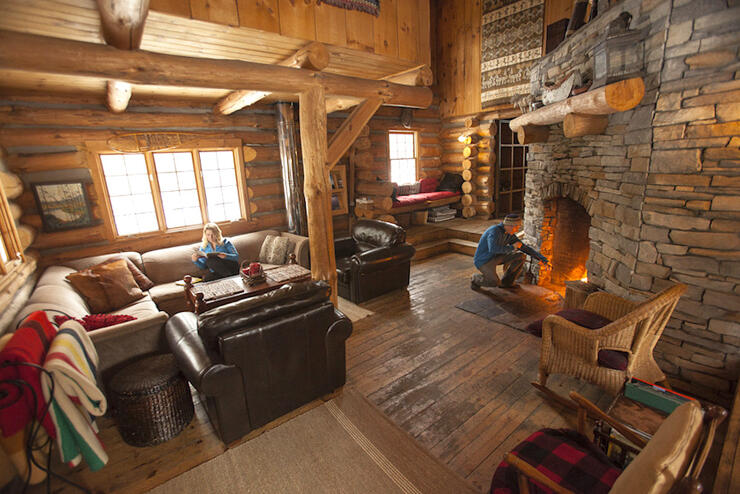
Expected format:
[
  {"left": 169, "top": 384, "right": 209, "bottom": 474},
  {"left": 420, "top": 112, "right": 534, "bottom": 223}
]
[{"left": 580, "top": 274, "right": 588, "bottom": 282}]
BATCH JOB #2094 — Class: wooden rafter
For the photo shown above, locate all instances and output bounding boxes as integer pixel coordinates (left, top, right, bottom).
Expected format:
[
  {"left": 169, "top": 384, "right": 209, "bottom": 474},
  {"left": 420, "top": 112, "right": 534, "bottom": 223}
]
[
  {"left": 0, "top": 31, "right": 433, "bottom": 108},
  {"left": 326, "top": 65, "right": 432, "bottom": 114},
  {"left": 106, "top": 80, "right": 132, "bottom": 113},
  {"left": 95, "top": 0, "right": 150, "bottom": 50},
  {"left": 214, "top": 42, "right": 330, "bottom": 115},
  {"left": 327, "top": 98, "right": 382, "bottom": 170}
]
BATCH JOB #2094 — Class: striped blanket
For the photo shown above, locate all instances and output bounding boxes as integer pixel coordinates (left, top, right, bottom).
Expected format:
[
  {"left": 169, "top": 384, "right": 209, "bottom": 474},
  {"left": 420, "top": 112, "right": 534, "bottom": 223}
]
[{"left": 41, "top": 320, "right": 108, "bottom": 471}]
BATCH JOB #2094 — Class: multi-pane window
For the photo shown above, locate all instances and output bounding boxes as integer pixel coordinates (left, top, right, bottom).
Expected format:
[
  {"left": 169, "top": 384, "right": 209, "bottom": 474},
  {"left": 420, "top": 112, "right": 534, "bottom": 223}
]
[
  {"left": 388, "top": 130, "right": 418, "bottom": 185},
  {"left": 96, "top": 144, "right": 246, "bottom": 237}
]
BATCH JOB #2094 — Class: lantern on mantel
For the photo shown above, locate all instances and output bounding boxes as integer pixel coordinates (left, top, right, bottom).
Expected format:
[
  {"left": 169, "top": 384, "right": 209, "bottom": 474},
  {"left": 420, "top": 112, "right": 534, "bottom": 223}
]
[{"left": 592, "top": 28, "right": 645, "bottom": 88}]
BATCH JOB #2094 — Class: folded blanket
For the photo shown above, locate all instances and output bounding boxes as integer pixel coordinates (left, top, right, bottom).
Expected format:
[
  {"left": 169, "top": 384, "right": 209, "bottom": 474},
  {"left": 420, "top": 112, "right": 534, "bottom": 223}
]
[
  {"left": 0, "top": 311, "right": 58, "bottom": 438},
  {"left": 41, "top": 320, "right": 107, "bottom": 471}
]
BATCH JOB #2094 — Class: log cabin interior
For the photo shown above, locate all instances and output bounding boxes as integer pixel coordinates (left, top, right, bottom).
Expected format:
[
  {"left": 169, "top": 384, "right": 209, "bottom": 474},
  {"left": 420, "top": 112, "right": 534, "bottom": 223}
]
[{"left": 0, "top": 0, "right": 738, "bottom": 492}]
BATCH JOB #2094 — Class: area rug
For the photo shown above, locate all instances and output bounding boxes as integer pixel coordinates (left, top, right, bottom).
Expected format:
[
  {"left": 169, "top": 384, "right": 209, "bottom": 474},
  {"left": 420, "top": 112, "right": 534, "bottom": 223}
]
[
  {"left": 338, "top": 297, "right": 374, "bottom": 322},
  {"left": 481, "top": 0, "right": 545, "bottom": 107},
  {"left": 150, "top": 389, "right": 476, "bottom": 494},
  {"left": 457, "top": 284, "right": 562, "bottom": 332}
]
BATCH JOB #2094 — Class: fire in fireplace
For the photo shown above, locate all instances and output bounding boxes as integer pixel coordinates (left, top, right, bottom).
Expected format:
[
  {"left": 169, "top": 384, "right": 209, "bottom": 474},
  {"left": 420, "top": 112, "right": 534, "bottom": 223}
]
[{"left": 538, "top": 197, "right": 591, "bottom": 292}]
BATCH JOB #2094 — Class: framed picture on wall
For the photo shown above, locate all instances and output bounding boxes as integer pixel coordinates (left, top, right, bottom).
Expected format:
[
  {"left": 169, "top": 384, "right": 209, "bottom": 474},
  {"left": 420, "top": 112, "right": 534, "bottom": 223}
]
[{"left": 31, "top": 181, "right": 95, "bottom": 232}]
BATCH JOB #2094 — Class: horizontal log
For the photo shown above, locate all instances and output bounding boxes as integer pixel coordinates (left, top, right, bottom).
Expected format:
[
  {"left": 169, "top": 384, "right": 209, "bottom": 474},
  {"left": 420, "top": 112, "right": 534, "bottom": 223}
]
[
  {"left": 462, "top": 159, "right": 474, "bottom": 170},
  {"left": 461, "top": 182, "right": 474, "bottom": 194},
  {"left": 464, "top": 117, "right": 479, "bottom": 128},
  {"left": 475, "top": 186, "right": 491, "bottom": 196},
  {"left": 476, "top": 166, "right": 492, "bottom": 174},
  {"left": 244, "top": 165, "right": 282, "bottom": 179},
  {"left": 476, "top": 152, "right": 493, "bottom": 164},
  {"left": 462, "top": 206, "right": 476, "bottom": 218},
  {"left": 242, "top": 146, "right": 257, "bottom": 163},
  {"left": 252, "top": 146, "right": 281, "bottom": 162},
  {"left": 441, "top": 164, "right": 464, "bottom": 174},
  {"left": 368, "top": 195, "right": 393, "bottom": 211},
  {"left": 420, "top": 168, "right": 443, "bottom": 179},
  {"left": 563, "top": 113, "right": 609, "bottom": 138},
  {"left": 419, "top": 145, "right": 442, "bottom": 158},
  {"left": 356, "top": 180, "right": 394, "bottom": 196},
  {"left": 509, "top": 77, "right": 645, "bottom": 132},
  {"left": 33, "top": 225, "right": 109, "bottom": 250},
  {"left": 9, "top": 202, "right": 21, "bottom": 222},
  {"left": 463, "top": 146, "right": 478, "bottom": 158},
  {"left": 7, "top": 151, "right": 85, "bottom": 172},
  {"left": 475, "top": 175, "right": 491, "bottom": 187},
  {"left": 441, "top": 140, "right": 466, "bottom": 152},
  {"left": 352, "top": 136, "right": 371, "bottom": 150},
  {"left": 462, "top": 169, "right": 473, "bottom": 181},
  {"left": 356, "top": 170, "right": 386, "bottom": 182},
  {"left": 0, "top": 106, "right": 275, "bottom": 130},
  {"left": 473, "top": 202, "right": 492, "bottom": 215},
  {"left": 248, "top": 182, "right": 283, "bottom": 198},
  {"left": 461, "top": 194, "right": 473, "bottom": 207},
  {"left": 516, "top": 125, "right": 549, "bottom": 145},
  {"left": 1, "top": 171, "right": 23, "bottom": 199},
  {"left": 376, "top": 214, "right": 397, "bottom": 224},
  {"left": 441, "top": 152, "right": 462, "bottom": 164},
  {"left": 477, "top": 138, "right": 493, "bottom": 149},
  {"left": 251, "top": 196, "right": 286, "bottom": 214},
  {"left": 0, "top": 31, "right": 433, "bottom": 109}
]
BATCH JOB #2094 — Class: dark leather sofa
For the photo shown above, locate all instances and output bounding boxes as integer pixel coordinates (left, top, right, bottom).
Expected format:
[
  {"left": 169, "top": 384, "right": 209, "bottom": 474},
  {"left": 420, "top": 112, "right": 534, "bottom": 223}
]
[
  {"left": 334, "top": 219, "right": 416, "bottom": 303},
  {"left": 164, "top": 280, "right": 352, "bottom": 443}
]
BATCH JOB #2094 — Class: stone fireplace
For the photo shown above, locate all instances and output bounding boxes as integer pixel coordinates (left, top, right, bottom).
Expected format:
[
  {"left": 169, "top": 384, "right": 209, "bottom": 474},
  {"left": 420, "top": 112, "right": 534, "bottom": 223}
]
[{"left": 519, "top": 0, "right": 740, "bottom": 406}]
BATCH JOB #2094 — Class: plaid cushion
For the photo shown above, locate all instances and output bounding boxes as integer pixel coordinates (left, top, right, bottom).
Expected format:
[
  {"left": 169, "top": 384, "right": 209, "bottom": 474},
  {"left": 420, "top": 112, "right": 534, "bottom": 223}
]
[{"left": 490, "top": 429, "right": 621, "bottom": 494}]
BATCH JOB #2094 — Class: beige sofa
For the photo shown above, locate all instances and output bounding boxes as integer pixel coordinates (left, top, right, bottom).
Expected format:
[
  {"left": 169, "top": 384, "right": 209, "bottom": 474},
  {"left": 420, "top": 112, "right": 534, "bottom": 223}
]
[{"left": 12, "top": 230, "right": 309, "bottom": 381}]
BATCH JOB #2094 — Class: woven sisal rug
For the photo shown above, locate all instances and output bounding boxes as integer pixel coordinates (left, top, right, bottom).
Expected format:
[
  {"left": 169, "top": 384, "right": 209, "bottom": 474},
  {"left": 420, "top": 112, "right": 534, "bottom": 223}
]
[
  {"left": 337, "top": 297, "right": 374, "bottom": 323},
  {"left": 150, "top": 389, "right": 476, "bottom": 494}
]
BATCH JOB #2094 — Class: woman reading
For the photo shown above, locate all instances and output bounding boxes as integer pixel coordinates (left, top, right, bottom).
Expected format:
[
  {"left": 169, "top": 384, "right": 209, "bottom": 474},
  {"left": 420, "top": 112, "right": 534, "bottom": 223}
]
[{"left": 191, "top": 223, "right": 239, "bottom": 281}]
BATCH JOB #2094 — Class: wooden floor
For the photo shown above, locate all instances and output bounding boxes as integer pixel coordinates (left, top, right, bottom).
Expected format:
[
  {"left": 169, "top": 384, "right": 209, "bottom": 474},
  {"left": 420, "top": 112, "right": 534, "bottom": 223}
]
[{"left": 28, "top": 252, "right": 726, "bottom": 493}]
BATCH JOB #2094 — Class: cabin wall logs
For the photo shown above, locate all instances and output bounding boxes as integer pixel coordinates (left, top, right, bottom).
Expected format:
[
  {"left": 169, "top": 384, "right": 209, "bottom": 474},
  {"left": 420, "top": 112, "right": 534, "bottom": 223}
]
[
  {"left": 440, "top": 118, "right": 497, "bottom": 218},
  {"left": 0, "top": 100, "right": 443, "bottom": 261},
  {"left": 150, "top": 0, "right": 432, "bottom": 66}
]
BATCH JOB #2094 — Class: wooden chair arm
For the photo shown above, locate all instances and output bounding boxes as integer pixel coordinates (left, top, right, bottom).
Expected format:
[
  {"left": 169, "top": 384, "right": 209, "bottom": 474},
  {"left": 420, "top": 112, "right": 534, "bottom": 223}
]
[
  {"left": 583, "top": 291, "right": 638, "bottom": 321},
  {"left": 504, "top": 453, "right": 575, "bottom": 494},
  {"left": 568, "top": 392, "right": 648, "bottom": 448}
]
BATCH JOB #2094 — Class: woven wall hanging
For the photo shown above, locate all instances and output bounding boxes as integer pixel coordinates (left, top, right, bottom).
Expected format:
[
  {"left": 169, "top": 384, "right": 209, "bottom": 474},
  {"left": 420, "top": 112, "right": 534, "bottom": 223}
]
[{"left": 318, "top": 0, "right": 380, "bottom": 16}]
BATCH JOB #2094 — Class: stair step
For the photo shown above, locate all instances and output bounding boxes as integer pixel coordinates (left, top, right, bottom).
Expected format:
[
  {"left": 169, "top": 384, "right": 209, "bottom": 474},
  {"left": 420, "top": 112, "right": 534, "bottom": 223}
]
[
  {"left": 407, "top": 227, "right": 450, "bottom": 246},
  {"left": 412, "top": 239, "right": 452, "bottom": 261},
  {"left": 448, "top": 239, "right": 478, "bottom": 256}
]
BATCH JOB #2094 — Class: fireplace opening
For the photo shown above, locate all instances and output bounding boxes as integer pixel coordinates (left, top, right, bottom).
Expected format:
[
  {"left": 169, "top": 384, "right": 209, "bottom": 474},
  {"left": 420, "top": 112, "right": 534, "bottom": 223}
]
[{"left": 538, "top": 197, "right": 591, "bottom": 293}]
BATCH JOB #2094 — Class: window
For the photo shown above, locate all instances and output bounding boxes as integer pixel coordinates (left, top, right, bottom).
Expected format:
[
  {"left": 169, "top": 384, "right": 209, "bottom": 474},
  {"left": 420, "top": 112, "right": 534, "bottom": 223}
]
[
  {"left": 388, "top": 130, "right": 418, "bottom": 185},
  {"left": 95, "top": 142, "right": 247, "bottom": 237}
]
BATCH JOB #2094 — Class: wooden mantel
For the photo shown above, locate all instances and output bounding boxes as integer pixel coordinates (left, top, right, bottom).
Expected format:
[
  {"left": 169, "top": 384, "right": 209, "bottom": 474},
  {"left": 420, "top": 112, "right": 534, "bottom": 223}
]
[
  {"left": 0, "top": 30, "right": 433, "bottom": 108},
  {"left": 508, "top": 77, "right": 645, "bottom": 144}
]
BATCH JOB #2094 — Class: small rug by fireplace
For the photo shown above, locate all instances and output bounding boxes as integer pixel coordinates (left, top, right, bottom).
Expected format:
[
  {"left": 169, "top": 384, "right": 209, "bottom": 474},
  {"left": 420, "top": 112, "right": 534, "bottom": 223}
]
[
  {"left": 457, "top": 283, "right": 562, "bottom": 332},
  {"left": 481, "top": 0, "right": 544, "bottom": 107}
]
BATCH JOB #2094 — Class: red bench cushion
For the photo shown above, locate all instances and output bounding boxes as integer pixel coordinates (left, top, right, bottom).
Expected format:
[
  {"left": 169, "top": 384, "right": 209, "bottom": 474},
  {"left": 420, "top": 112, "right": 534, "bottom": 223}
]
[{"left": 392, "top": 190, "right": 460, "bottom": 208}]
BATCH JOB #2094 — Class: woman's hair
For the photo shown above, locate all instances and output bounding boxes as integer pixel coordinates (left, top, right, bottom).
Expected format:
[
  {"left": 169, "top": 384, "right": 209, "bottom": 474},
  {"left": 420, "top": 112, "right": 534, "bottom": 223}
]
[{"left": 201, "top": 222, "right": 224, "bottom": 249}]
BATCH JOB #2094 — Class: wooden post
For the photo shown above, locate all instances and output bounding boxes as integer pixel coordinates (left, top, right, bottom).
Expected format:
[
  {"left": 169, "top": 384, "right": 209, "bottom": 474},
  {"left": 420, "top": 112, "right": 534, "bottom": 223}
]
[
  {"left": 563, "top": 113, "right": 609, "bottom": 138},
  {"left": 299, "top": 87, "right": 337, "bottom": 305},
  {"left": 96, "top": 0, "right": 150, "bottom": 50},
  {"left": 327, "top": 98, "right": 382, "bottom": 169},
  {"left": 516, "top": 125, "right": 550, "bottom": 145},
  {"left": 106, "top": 80, "right": 132, "bottom": 113}
]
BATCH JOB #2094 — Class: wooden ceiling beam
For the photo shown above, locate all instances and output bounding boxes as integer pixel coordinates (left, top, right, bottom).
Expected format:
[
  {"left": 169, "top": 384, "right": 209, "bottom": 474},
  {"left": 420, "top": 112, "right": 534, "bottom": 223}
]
[
  {"left": 325, "top": 64, "right": 432, "bottom": 114},
  {"left": 215, "top": 41, "right": 329, "bottom": 115},
  {"left": 327, "top": 98, "right": 382, "bottom": 170},
  {"left": 106, "top": 80, "right": 132, "bottom": 113},
  {"left": 95, "top": 0, "right": 150, "bottom": 50},
  {"left": 0, "top": 30, "right": 432, "bottom": 108}
]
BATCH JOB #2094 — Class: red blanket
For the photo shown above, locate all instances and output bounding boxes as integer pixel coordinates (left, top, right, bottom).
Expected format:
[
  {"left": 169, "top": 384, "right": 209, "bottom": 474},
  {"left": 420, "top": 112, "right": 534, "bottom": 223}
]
[
  {"left": 0, "top": 311, "right": 58, "bottom": 438},
  {"left": 392, "top": 190, "right": 460, "bottom": 208}
]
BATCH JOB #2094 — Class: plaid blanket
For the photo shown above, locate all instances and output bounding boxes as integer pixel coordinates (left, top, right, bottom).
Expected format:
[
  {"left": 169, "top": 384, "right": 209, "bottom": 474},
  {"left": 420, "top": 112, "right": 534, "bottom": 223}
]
[{"left": 490, "top": 429, "right": 621, "bottom": 494}]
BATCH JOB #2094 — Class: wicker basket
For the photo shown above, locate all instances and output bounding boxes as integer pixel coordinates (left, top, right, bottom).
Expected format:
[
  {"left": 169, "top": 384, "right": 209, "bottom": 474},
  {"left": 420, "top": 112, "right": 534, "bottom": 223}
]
[{"left": 109, "top": 354, "right": 194, "bottom": 447}]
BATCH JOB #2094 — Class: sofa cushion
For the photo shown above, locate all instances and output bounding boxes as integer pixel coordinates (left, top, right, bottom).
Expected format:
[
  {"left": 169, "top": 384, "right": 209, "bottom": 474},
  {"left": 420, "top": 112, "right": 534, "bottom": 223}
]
[
  {"left": 66, "top": 259, "right": 144, "bottom": 313},
  {"left": 142, "top": 243, "right": 208, "bottom": 284},
  {"left": 230, "top": 231, "right": 279, "bottom": 262},
  {"left": 392, "top": 190, "right": 460, "bottom": 208},
  {"left": 95, "top": 256, "right": 154, "bottom": 291},
  {"left": 259, "top": 235, "right": 294, "bottom": 265},
  {"left": 419, "top": 177, "right": 438, "bottom": 193},
  {"left": 437, "top": 172, "right": 464, "bottom": 192},
  {"left": 109, "top": 292, "right": 159, "bottom": 319},
  {"left": 64, "top": 251, "right": 144, "bottom": 273},
  {"left": 55, "top": 314, "right": 137, "bottom": 331},
  {"left": 353, "top": 219, "right": 406, "bottom": 248}
]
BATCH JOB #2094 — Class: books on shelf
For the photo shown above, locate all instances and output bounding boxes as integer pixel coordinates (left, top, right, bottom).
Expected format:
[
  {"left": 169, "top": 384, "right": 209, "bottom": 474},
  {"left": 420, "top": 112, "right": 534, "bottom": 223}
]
[
  {"left": 427, "top": 205, "right": 456, "bottom": 222},
  {"left": 624, "top": 378, "right": 695, "bottom": 414}
]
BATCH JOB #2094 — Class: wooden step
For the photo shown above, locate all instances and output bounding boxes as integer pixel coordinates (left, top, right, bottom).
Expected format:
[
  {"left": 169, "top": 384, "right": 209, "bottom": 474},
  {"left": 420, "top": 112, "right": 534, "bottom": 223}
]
[
  {"left": 407, "top": 226, "right": 450, "bottom": 246},
  {"left": 448, "top": 238, "right": 478, "bottom": 256},
  {"left": 446, "top": 229, "right": 482, "bottom": 243},
  {"left": 412, "top": 239, "right": 451, "bottom": 261}
]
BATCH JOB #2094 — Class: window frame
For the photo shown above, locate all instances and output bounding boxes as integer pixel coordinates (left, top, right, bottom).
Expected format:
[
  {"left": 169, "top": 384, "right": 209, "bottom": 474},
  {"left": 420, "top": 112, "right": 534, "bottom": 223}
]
[
  {"left": 88, "top": 139, "right": 249, "bottom": 239},
  {"left": 387, "top": 129, "right": 419, "bottom": 185},
  {"left": 0, "top": 180, "right": 25, "bottom": 275}
]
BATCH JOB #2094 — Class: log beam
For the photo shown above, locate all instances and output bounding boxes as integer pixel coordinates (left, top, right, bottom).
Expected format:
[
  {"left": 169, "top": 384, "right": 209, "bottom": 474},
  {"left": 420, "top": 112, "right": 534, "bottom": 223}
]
[
  {"left": 106, "top": 80, "right": 132, "bottom": 113},
  {"left": 516, "top": 125, "right": 550, "bottom": 145},
  {"left": 509, "top": 77, "right": 645, "bottom": 133},
  {"left": 95, "top": 0, "right": 150, "bottom": 50},
  {"left": 563, "top": 113, "right": 609, "bottom": 138},
  {"left": 0, "top": 30, "right": 433, "bottom": 109},
  {"left": 299, "top": 86, "right": 337, "bottom": 305},
  {"left": 327, "top": 98, "right": 382, "bottom": 170},
  {"left": 215, "top": 42, "right": 330, "bottom": 115}
]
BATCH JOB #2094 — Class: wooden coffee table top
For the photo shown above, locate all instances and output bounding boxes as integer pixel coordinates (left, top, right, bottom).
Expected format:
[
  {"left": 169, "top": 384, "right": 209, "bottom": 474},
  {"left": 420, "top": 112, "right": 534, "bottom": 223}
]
[{"left": 184, "top": 265, "right": 311, "bottom": 314}]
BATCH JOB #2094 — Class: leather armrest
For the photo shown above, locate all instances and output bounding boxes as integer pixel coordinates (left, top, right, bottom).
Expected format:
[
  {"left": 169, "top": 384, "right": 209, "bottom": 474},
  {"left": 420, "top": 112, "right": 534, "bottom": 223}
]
[
  {"left": 326, "top": 309, "right": 353, "bottom": 390},
  {"left": 165, "top": 311, "right": 240, "bottom": 396},
  {"left": 351, "top": 243, "right": 416, "bottom": 271},
  {"left": 334, "top": 236, "right": 356, "bottom": 259}
]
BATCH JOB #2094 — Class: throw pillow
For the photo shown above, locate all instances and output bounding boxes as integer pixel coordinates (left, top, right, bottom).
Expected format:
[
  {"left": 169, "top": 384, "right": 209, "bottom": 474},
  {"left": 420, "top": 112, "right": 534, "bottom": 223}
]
[
  {"left": 525, "top": 309, "right": 628, "bottom": 371},
  {"left": 66, "top": 259, "right": 144, "bottom": 313},
  {"left": 54, "top": 314, "right": 136, "bottom": 331},
  {"left": 259, "top": 235, "right": 294, "bottom": 265},
  {"left": 419, "top": 178, "right": 438, "bottom": 193},
  {"left": 397, "top": 183, "right": 414, "bottom": 196},
  {"left": 436, "top": 172, "right": 464, "bottom": 192},
  {"left": 100, "top": 256, "right": 154, "bottom": 291}
]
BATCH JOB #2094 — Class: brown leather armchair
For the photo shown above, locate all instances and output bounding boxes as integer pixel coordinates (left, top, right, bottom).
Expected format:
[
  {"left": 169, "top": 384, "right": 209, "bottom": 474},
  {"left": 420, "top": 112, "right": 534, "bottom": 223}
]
[
  {"left": 334, "top": 219, "right": 416, "bottom": 303},
  {"left": 165, "top": 280, "right": 352, "bottom": 443}
]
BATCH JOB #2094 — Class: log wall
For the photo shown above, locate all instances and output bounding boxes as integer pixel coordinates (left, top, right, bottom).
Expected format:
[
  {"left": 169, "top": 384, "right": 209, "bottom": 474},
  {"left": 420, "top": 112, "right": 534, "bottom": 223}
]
[{"left": 150, "top": 0, "right": 432, "bottom": 66}]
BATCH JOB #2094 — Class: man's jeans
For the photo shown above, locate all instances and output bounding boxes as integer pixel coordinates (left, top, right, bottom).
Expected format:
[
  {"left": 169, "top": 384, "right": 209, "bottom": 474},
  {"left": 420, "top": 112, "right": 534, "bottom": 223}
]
[{"left": 476, "top": 252, "right": 525, "bottom": 287}]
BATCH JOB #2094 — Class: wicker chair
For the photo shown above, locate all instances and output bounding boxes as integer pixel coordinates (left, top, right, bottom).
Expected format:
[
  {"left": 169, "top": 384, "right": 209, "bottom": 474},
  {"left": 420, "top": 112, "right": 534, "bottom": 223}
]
[{"left": 537, "top": 283, "right": 687, "bottom": 396}]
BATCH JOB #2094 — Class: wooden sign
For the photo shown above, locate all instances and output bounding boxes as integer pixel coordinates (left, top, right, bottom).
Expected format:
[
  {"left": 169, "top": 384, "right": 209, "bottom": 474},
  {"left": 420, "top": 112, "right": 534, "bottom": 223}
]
[{"left": 106, "top": 132, "right": 203, "bottom": 153}]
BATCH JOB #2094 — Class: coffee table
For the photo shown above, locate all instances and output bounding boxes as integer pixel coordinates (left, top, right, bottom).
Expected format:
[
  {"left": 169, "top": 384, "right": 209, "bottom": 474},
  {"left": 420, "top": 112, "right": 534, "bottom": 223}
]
[{"left": 184, "top": 265, "right": 311, "bottom": 314}]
